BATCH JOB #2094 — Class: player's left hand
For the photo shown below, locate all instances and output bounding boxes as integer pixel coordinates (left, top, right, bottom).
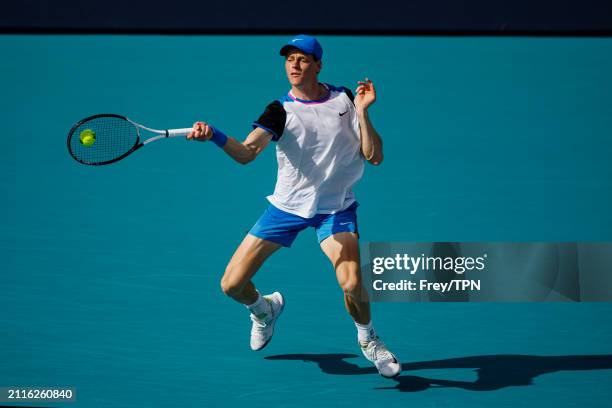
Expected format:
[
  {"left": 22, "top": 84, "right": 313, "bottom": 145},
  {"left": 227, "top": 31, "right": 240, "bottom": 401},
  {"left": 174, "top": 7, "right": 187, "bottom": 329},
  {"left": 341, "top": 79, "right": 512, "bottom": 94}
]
[{"left": 354, "top": 78, "right": 376, "bottom": 112}]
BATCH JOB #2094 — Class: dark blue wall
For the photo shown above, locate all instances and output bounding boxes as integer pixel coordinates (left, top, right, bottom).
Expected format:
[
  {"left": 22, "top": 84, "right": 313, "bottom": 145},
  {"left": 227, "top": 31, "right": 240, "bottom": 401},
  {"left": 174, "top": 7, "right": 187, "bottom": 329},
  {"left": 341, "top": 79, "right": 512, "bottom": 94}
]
[{"left": 2, "top": 0, "right": 612, "bottom": 34}]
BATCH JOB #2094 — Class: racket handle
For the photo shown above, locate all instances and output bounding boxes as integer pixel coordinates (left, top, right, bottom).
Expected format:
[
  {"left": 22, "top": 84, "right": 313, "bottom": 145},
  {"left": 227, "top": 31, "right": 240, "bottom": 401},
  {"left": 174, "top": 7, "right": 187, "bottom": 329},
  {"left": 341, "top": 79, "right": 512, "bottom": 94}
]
[{"left": 167, "top": 128, "right": 193, "bottom": 137}]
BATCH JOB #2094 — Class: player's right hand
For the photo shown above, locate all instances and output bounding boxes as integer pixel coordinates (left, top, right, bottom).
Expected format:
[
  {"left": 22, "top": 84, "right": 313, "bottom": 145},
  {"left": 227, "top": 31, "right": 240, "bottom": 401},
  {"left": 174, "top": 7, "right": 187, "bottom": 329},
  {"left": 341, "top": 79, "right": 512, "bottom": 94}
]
[{"left": 187, "top": 121, "right": 213, "bottom": 141}]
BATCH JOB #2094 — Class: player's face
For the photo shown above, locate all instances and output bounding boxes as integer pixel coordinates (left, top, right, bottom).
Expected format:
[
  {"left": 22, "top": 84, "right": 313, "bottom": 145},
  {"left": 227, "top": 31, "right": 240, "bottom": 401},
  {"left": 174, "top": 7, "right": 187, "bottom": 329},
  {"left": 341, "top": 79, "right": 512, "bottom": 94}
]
[{"left": 285, "top": 50, "right": 321, "bottom": 87}]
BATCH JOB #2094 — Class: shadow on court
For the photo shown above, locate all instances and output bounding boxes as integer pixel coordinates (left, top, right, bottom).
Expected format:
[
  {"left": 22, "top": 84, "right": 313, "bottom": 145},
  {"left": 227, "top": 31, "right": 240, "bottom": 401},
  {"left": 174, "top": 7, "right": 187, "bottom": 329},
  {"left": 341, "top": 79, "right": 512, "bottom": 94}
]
[{"left": 265, "top": 353, "right": 612, "bottom": 392}]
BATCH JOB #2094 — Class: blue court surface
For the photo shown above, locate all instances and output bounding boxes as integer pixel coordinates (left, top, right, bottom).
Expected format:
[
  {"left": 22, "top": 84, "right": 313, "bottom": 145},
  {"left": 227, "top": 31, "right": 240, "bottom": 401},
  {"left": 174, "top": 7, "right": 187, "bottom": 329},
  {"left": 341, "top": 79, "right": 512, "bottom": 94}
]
[{"left": 1, "top": 35, "right": 612, "bottom": 407}]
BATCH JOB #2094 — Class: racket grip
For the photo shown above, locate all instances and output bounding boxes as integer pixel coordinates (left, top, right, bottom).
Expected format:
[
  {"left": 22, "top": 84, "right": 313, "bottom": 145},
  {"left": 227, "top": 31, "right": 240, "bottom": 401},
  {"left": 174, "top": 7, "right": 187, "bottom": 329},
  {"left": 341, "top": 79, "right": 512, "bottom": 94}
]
[{"left": 167, "top": 128, "right": 193, "bottom": 137}]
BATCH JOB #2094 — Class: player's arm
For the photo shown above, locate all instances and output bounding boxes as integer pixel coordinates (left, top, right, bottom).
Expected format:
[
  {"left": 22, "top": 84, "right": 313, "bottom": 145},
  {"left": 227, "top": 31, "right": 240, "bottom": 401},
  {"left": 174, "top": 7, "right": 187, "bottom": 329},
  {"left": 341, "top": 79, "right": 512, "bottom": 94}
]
[
  {"left": 355, "top": 79, "right": 384, "bottom": 166},
  {"left": 224, "top": 128, "right": 273, "bottom": 164},
  {"left": 187, "top": 101, "right": 284, "bottom": 164},
  {"left": 187, "top": 122, "right": 273, "bottom": 164}
]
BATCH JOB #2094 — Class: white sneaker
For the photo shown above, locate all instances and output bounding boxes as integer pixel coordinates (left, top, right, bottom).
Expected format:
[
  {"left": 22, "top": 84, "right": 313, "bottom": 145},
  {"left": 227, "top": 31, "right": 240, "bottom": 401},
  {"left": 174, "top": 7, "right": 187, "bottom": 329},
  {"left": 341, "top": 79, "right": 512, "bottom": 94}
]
[
  {"left": 249, "top": 292, "right": 285, "bottom": 351},
  {"left": 360, "top": 337, "right": 401, "bottom": 378}
]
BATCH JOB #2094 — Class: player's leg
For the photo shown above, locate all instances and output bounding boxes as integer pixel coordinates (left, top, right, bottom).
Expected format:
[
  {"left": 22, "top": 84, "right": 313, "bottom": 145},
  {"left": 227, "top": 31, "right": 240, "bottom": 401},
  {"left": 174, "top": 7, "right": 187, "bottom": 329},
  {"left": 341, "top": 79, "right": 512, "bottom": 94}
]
[
  {"left": 221, "top": 203, "right": 306, "bottom": 351},
  {"left": 221, "top": 233, "right": 285, "bottom": 351},
  {"left": 320, "top": 232, "right": 401, "bottom": 378},
  {"left": 319, "top": 232, "right": 371, "bottom": 324},
  {"left": 221, "top": 233, "right": 281, "bottom": 305},
  {"left": 316, "top": 203, "right": 401, "bottom": 378},
  {"left": 315, "top": 203, "right": 371, "bottom": 326}
]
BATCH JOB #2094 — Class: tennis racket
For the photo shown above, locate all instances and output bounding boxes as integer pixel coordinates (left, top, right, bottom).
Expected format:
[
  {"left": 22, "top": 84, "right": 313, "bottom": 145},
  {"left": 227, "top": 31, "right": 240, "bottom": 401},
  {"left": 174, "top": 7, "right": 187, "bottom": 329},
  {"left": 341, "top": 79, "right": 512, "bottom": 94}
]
[{"left": 67, "top": 113, "right": 193, "bottom": 166}]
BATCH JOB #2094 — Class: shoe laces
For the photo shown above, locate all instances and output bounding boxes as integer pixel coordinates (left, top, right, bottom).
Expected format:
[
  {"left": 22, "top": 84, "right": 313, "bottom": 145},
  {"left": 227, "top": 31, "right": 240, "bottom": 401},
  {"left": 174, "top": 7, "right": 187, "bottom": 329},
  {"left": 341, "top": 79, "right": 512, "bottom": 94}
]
[
  {"left": 368, "top": 338, "right": 394, "bottom": 362},
  {"left": 250, "top": 314, "right": 268, "bottom": 331}
]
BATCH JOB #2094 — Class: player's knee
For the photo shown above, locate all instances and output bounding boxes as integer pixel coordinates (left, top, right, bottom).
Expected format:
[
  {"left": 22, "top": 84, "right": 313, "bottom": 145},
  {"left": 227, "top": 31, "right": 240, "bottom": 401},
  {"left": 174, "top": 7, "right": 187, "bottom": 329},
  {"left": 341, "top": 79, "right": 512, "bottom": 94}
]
[
  {"left": 221, "top": 277, "right": 240, "bottom": 297},
  {"left": 337, "top": 262, "right": 362, "bottom": 295},
  {"left": 340, "top": 277, "right": 362, "bottom": 297},
  {"left": 220, "top": 270, "right": 243, "bottom": 297}
]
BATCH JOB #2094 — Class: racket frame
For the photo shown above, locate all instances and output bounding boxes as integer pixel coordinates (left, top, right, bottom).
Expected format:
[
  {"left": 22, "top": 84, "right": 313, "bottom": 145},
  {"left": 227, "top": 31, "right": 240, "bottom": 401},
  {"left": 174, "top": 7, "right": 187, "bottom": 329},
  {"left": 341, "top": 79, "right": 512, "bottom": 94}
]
[{"left": 67, "top": 113, "right": 192, "bottom": 166}]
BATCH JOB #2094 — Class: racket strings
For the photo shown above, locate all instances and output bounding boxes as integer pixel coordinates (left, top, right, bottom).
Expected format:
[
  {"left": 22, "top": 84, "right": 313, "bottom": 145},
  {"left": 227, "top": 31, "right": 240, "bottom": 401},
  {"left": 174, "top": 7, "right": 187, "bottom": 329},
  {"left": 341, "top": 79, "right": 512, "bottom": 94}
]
[{"left": 68, "top": 116, "right": 139, "bottom": 165}]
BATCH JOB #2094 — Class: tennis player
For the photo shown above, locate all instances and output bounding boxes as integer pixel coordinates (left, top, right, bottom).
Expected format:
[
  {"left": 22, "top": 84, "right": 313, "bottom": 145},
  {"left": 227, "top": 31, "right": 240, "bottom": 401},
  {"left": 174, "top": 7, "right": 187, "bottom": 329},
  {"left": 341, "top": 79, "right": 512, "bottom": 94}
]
[{"left": 187, "top": 34, "right": 400, "bottom": 378}]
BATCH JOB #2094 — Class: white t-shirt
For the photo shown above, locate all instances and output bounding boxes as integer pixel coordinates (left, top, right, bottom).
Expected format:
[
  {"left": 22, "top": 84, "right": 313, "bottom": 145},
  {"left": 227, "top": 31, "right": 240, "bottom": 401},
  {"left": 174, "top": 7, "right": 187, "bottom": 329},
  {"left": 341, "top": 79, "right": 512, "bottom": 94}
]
[{"left": 253, "top": 83, "right": 364, "bottom": 218}]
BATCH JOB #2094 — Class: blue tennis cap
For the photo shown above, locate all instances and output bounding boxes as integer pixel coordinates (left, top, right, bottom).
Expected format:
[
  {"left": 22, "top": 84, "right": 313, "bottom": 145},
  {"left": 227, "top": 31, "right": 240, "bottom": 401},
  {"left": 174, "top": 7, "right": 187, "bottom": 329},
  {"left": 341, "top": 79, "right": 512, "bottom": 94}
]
[{"left": 279, "top": 34, "right": 323, "bottom": 60}]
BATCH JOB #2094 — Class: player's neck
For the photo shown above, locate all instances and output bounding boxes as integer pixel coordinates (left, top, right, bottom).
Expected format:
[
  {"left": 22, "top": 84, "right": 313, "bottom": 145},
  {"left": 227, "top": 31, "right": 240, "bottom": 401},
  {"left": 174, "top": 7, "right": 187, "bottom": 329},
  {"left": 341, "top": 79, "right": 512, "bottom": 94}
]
[{"left": 291, "top": 82, "right": 326, "bottom": 101}]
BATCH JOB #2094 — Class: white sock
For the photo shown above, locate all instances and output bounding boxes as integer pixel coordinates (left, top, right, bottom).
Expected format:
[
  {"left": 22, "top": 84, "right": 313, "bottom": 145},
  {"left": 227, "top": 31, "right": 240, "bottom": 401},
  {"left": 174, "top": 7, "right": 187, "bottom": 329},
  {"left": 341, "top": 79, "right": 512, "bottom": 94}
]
[
  {"left": 355, "top": 321, "right": 377, "bottom": 345},
  {"left": 246, "top": 292, "right": 271, "bottom": 320}
]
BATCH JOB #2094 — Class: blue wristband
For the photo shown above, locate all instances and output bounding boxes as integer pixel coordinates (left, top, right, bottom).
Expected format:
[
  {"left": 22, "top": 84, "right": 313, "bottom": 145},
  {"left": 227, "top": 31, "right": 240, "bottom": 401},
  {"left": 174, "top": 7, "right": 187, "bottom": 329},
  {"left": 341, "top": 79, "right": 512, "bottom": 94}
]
[{"left": 210, "top": 126, "right": 228, "bottom": 148}]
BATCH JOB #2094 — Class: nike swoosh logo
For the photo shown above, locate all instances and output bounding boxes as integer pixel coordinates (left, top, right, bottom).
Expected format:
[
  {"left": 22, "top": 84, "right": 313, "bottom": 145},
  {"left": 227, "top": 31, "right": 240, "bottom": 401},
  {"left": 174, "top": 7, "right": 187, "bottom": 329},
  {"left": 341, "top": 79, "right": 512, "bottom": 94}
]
[
  {"left": 292, "top": 39, "right": 304, "bottom": 42},
  {"left": 339, "top": 111, "right": 348, "bottom": 116},
  {"left": 339, "top": 222, "right": 351, "bottom": 225}
]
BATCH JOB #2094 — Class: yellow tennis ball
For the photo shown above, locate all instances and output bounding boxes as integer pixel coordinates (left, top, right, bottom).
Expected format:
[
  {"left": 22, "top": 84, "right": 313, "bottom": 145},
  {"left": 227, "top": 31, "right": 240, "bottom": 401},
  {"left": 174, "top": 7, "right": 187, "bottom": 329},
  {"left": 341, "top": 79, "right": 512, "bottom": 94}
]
[{"left": 79, "top": 129, "right": 96, "bottom": 147}]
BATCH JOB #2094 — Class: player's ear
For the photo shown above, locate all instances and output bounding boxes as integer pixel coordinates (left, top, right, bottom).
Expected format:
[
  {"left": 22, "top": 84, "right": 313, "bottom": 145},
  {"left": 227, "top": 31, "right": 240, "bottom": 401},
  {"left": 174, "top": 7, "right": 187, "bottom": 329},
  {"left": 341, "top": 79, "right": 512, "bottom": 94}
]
[{"left": 316, "top": 59, "right": 322, "bottom": 74}]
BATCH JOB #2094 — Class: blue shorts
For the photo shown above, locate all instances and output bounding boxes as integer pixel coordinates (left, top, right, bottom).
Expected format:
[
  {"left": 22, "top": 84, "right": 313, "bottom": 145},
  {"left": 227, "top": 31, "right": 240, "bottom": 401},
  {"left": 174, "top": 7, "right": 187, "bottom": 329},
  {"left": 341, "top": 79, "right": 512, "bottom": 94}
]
[{"left": 248, "top": 202, "right": 359, "bottom": 247}]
